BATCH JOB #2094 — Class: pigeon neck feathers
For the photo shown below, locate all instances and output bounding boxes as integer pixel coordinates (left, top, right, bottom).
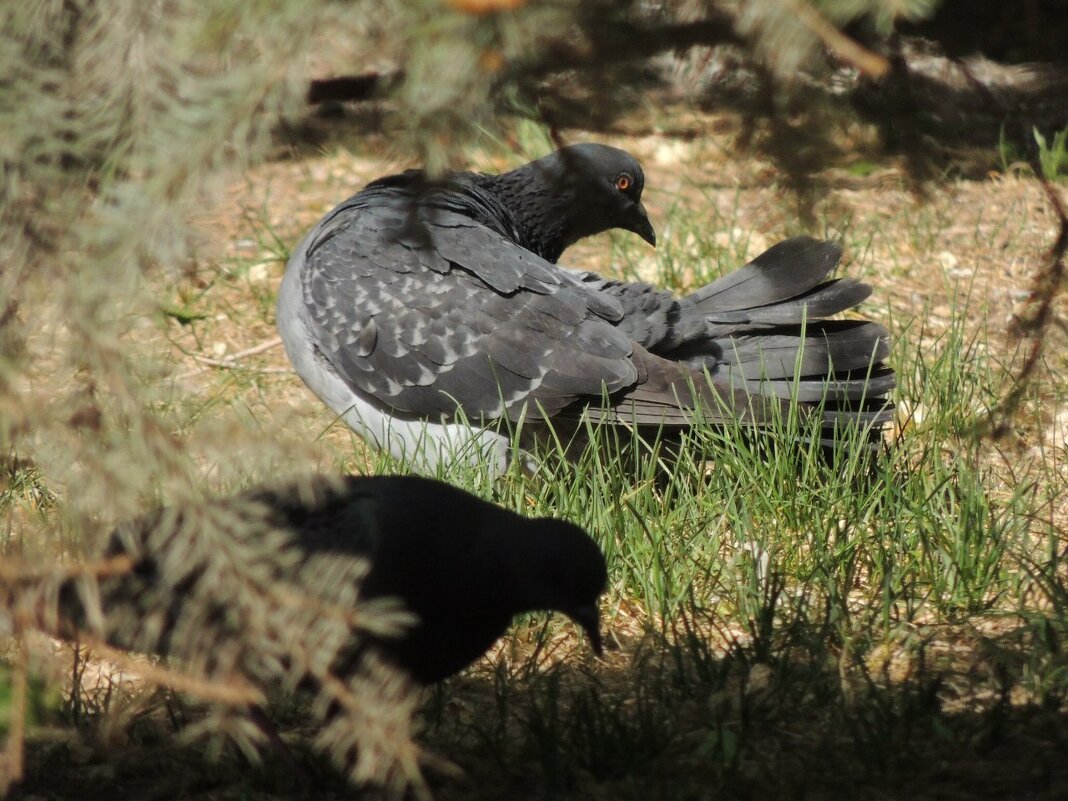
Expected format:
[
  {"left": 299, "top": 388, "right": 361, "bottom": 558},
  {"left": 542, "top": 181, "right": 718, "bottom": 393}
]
[
  {"left": 365, "top": 144, "right": 652, "bottom": 263},
  {"left": 479, "top": 143, "right": 652, "bottom": 263},
  {"left": 477, "top": 167, "right": 577, "bottom": 263}
]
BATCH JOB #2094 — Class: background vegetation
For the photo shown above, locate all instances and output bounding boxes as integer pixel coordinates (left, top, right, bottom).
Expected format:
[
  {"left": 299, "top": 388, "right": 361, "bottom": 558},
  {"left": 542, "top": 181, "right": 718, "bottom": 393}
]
[{"left": 2, "top": 0, "right": 1066, "bottom": 798}]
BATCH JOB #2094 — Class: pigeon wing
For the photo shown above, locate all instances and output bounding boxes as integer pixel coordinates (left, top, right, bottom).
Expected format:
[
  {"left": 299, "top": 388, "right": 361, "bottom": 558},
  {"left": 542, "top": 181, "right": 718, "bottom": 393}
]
[{"left": 299, "top": 193, "right": 639, "bottom": 422}]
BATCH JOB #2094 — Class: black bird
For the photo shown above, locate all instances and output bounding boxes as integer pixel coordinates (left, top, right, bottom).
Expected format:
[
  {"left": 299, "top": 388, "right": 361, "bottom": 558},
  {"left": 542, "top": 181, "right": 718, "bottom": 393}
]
[
  {"left": 61, "top": 474, "right": 606, "bottom": 685},
  {"left": 277, "top": 143, "right": 895, "bottom": 473}
]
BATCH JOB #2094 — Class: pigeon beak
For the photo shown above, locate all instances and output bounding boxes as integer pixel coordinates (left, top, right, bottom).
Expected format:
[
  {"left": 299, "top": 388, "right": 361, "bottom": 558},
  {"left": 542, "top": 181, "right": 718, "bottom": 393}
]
[
  {"left": 626, "top": 203, "right": 656, "bottom": 248},
  {"left": 569, "top": 604, "right": 603, "bottom": 657}
]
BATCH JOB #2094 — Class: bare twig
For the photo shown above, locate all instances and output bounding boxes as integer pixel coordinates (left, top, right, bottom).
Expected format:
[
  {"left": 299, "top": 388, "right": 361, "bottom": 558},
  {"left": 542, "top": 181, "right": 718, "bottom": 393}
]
[
  {"left": 174, "top": 336, "right": 284, "bottom": 380},
  {"left": 781, "top": 0, "right": 891, "bottom": 78},
  {"left": 984, "top": 177, "right": 1068, "bottom": 437},
  {"left": 75, "top": 633, "right": 265, "bottom": 707},
  {"left": 193, "top": 336, "right": 283, "bottom": 365},
  {"left": 0, "top": 554, "right": 134, "bottom": 584}
]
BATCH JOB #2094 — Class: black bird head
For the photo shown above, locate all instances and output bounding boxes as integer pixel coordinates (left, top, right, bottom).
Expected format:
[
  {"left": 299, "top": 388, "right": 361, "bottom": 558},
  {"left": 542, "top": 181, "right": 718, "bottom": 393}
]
[
  {"left": 349, "top": 480, "right": 607, "bottom": 682},
  {"left": 489, "top": 143, "right": 656, "bottom": 262},
  {"left": 508, "top": 517, "right": 608, "bottom": 657}
]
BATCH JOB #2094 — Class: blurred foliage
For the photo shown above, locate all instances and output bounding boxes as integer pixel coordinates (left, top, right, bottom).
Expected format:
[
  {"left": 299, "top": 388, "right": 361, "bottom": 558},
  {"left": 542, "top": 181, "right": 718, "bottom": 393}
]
[
  {"left": 0, "top": 0, "right": 420, "bottom": 792},
  {"left": 1034, "top": 126, "right": 1068, "bottom": 182}
]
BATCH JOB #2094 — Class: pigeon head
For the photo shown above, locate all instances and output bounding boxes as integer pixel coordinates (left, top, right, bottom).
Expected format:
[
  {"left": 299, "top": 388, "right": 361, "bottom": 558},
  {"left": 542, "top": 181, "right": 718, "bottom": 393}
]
[
  {"left": 547, "top": 143, "right": 656, "bottom": 250},
  {"left": 487, "top": 143, "right": 656, "bottom": 262},
  {"left": 511, "top": 517, "right": 608, "bottom": 656}
]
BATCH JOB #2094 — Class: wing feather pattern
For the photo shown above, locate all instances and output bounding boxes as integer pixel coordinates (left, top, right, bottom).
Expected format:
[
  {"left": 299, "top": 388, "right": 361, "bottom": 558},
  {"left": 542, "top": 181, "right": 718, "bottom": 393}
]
[{"left": 300, "top": 191, "right": 637, "bottom": 423}]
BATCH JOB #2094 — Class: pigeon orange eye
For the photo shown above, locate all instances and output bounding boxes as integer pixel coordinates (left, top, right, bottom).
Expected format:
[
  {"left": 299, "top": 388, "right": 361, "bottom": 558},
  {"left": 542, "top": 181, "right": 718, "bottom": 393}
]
[{"left": 615, "top": 173, "right": 632, "bottom": 192}]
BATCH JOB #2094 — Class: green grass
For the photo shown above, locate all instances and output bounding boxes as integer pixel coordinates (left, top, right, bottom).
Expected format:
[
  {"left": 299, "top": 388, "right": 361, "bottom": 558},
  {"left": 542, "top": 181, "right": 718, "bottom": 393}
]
[{"left": 999, "top": 124, "right": 1068, "bottom": 182}]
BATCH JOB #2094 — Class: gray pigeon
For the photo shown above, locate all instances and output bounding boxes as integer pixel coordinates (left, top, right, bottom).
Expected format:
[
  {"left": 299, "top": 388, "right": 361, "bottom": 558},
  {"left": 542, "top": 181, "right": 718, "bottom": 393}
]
[
  {"left": 59, "top": 474, "right": 606, "bottom": 685},
  {"left": 278, "top": 144, "right": 895, "bottom": 473}
]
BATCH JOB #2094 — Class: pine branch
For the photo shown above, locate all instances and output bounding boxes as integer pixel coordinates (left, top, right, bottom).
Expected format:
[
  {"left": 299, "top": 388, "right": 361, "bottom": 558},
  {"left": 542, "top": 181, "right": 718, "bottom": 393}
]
[
  {"left": 74, "top": 634, "right": 266, "bottom": 707},
  {"left": 780, "top": 0, "right": 890, "bottom": 77}
]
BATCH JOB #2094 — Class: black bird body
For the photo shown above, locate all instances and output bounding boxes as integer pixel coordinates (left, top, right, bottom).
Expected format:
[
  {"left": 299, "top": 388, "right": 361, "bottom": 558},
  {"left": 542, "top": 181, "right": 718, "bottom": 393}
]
[
  {"left": 278, "top": 144, "right": 894, "bottom": 473},
  {"left": 64, "top": 474, "right": 606, "bottom": 685}
]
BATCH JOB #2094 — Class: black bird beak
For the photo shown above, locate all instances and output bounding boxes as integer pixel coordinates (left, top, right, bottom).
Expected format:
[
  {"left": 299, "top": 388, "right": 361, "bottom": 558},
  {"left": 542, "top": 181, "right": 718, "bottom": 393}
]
[
  {"left": 569, "top": 604, "right": 603, "bottom": 657},
  {"left": 625, "top": 202, "right": 656, "bottom": 248}
]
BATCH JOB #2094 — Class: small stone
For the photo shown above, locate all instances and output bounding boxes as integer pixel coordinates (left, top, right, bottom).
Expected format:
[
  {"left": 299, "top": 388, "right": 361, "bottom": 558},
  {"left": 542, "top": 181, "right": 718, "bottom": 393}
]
[
  {"left": 248, "top": 262, "right": 270, "bottom": 283},
  {"left": 936, "top": 250, "right": 959, "bottom": 269},
  {"left": 652, "top": 140, "right": 689, "bottom": 166},
  {"left": 748, "top": 662, "right": 773, "bottom": 694}
]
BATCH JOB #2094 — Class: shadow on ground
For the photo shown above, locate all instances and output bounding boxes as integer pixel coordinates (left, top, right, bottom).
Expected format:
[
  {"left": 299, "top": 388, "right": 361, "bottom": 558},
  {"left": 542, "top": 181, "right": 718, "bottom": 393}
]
[{"left": 13, "top": 615, "right": 1068, "bottom": 801}]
